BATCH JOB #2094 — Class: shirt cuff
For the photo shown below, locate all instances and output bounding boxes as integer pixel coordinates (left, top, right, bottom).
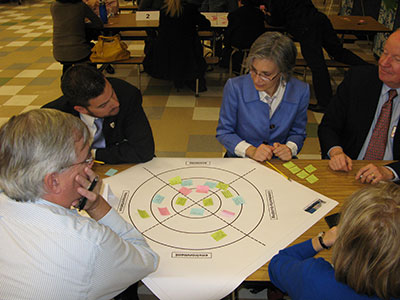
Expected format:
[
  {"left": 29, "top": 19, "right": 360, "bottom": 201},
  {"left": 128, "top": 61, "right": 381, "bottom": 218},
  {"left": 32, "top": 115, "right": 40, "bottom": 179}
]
[
  {"left": 235, "top": 140, "right": 252, "bottom": 157},
  {"left": 286, "top": 141, "right": 298, "bottom": 157},
  {"left": 385, "top": 166, "right": 399, "bottom": 181},
  {"left": 327, "top": 146, "right": 343, "bottom": 158}
]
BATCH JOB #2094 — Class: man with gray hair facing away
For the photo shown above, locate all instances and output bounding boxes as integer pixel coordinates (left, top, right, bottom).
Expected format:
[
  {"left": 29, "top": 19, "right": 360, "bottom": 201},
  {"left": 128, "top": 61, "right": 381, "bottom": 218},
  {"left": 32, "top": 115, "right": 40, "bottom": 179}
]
[{"left": 0, "top": 109, "right": 159, "bottom": 300}]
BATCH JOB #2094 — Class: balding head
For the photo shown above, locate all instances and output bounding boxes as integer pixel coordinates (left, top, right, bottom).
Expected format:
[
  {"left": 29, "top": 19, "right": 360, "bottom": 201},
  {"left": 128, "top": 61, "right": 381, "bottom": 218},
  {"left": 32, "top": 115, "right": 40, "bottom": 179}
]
[{"left": 378, "top": 30, "right": 400, "bottom": 88}]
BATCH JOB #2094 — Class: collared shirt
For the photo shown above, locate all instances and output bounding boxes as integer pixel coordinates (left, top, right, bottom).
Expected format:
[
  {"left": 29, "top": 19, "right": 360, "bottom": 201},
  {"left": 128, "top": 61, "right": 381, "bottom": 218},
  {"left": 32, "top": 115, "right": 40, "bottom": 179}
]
[
  {"left": 0, "top": 192, "right": 159, "bottom": 300},
  {"left": 80, "top": 113, "right": 102, "bottom": 156},
  {"left": 357, "top": 84, "right": 400, "bottom": 160},
  {"left": 235, "top": 78, "right": 298, "bottom": 157}
]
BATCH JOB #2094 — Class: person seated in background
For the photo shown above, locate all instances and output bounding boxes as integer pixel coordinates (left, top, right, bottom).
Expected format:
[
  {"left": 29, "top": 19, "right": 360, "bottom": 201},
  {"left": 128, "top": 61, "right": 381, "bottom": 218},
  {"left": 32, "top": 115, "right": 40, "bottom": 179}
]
[
  {"left": 264, "top": 0, "right": 368, "bottom": 113},
  {"left": 216, "top": 31, "right": 309, "bottom": 162},
  {"left": 220, "top": 0, "right": 266, "bottom": 74},
  {"left": 269, "top": 182, "right": 400, "bottom": 300},
  {"left": 318, "top": 30, "right": 400, "bottom": 184},
  {"left": 143, "top": 0, "right": 211, "bottom": 92},
  {"left": 200, "top": 0, "right": 238, "bottom": 12},
  {"left": 50, "top": 0, "right": 103, "bottom": 75},
  {"left": 0, "top": 109, "right": 159, "bottom": 300},
  {"left": 43, "top": 64, "right": 155, "bottom": 164}
]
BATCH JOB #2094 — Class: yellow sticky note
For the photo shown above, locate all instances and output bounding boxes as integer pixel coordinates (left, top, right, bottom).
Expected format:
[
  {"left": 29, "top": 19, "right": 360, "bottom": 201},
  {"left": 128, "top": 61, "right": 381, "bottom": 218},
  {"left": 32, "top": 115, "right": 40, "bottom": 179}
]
[
  {"left": 289, "top": 166, "right": 301, "bottom": 174},
  {"left": 222, "top": 190, "right": 233, "bottom": 198},
  {"left": 296, "top": 170, "right": 309, "bottom": 179},
  {"left": 138, "top": 209, "right": 150, "bottom": 218},
  {"left": 217, "top": 182, "right": 229, "bottom": 190},
  {"left": 211, "top": 230, "right": 227, "bottom": 241},
  {"left": 306, "top": 174, "right": 319, "bottom": 184},
  {"left": 283, "top": 161, "right": 296, "bottom": 169},
  {"left": 169, "top": 176, "right": 182, "bottom": 185},
  {"left": 304, "top": 164, "right": 317, "bottom": 173}
]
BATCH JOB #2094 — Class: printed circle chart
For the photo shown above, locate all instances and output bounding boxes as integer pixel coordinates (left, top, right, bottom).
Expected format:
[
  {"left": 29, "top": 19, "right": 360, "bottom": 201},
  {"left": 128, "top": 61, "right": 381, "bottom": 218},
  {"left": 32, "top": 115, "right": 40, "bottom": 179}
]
[{"left": 128, "top": 166, "right": 267, "bottom": 250}]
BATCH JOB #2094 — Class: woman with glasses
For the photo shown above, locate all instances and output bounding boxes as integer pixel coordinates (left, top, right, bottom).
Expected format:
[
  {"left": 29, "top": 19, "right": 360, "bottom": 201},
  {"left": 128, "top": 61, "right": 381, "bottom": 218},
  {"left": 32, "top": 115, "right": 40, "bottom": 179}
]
[{"left": 217, "top": 31, "right": 309, "bottom": 161}]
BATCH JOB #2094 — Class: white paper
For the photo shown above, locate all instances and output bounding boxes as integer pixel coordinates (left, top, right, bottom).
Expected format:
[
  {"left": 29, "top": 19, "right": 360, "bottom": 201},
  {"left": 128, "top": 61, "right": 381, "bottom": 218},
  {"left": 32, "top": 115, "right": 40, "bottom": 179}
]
[
  {"left": 136, "top": 11, "right": 160, "bottom": 21},
  {"left": 103, "top": 158, "right": 337, "bottom": 300}
]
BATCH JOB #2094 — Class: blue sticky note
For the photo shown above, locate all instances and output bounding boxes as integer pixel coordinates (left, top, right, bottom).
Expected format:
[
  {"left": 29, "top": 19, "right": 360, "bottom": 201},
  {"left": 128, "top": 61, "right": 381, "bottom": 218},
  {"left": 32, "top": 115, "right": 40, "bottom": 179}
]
[
  {"left": 190, "top": 207, "right": 205, "bottom": 216},
  {"left": 152, "top": 194, "right": 165, "bottom": 204},
  {"left": 181, "top": 179, "right": 193, "bottom": 186},
  {"left": 204, "top": 181, "right": 217, "bottom": 189},
  {"left": 105, "top": 168, "right": 118, "bottom": 176},
  {"left": 232, "top": 196, "right": 245, "bottom": 205}
]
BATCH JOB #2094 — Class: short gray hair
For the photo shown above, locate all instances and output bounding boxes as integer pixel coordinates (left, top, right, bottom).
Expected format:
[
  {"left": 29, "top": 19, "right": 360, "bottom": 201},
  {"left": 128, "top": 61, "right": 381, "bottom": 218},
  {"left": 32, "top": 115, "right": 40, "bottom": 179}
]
[
  {"left": 246, "top": 31, "right": 297, "bottom": 80},
  {"left": 0, "top": 109, "right": 90, "bottom": 202}
]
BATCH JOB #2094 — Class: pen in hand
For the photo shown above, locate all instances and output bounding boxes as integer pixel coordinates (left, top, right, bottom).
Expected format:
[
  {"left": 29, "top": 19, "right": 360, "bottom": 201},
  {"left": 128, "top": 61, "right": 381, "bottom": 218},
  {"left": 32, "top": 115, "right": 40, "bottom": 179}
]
[{"left": 77, "top": 176, "right": 99, "bottom": 211}]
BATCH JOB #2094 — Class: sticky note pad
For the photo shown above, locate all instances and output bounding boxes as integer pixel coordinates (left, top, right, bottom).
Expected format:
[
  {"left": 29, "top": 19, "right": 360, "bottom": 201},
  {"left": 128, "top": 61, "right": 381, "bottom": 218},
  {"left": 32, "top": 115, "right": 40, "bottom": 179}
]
[
  {"left": 190, "top": 207, "right": 204, "bottom": 216},
  {"left": 204, "top": 181, "right": 217, "bottom": 189},
  {"left": 296, "top": 170, "right": 309, "bottom": 179},
  {"left": 176, "top": 197, "right": 187, "bottom": 206},
  {"left": 283, "top": 161, "right": 296, "bottom": 169},
  {"left": 304, "top": 164, "right": 317, "bottom": 173},
  {"left": 289, "top": 166, "right": 301, "bottom": 174},
  {"left": 196, "top": 185, "right": 209, "bottom": 193},
  {"left": 105, "top": 168, "right": 118, "bottom": 176},
  {"left": 158, "top": 207, "right": 170, "bottom": 216},
  {"left": 138, "top": 209, "right": 150, "bottom": 218},
  {"left": 306, "top": 174, "right": 319, "bottom": 184},
  {"left": 152, "top": 194, "right": 165, "bottom": 204},
  {"left": 221, "top": 210, "right": 235, "bottom": 217},
  {"left": 179, "top": 187, "right": 192, "bottom": 196},
  {"left": 222, "top": 190, "right": 233, "bottom": 198},
  {"left": 181, "top": 179, "right": 193, "bottom": 186},
  {"left": 211, "top": 230, "right": 227, "bottom": 241},
  {"left": 216, "top": 182, "right": 229, "bottom": 190},
  {"left": 232, "top": 195, "right": 245, "bottom": 205},
  {"left": 169, "top": 176, "right": 182, "bottom": 185},
  {"left": 203, "top": 197, "right": 213, "bottom": 206}
]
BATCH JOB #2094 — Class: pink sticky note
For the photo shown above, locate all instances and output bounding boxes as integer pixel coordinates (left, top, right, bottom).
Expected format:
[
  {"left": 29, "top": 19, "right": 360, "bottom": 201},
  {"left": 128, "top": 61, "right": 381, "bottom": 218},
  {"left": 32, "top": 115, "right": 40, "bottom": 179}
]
[
  {"left": 196, "top": 185, "right": 209, "bottom": 193},
  {"left": 158, "top": 207, "right": 170, "bottom": 216},
  {"left": 221, "top": 210, "right": 235, "bottom": 217},
  {"left": 179, "top": 187, "right": 192, "bottom": 196}
]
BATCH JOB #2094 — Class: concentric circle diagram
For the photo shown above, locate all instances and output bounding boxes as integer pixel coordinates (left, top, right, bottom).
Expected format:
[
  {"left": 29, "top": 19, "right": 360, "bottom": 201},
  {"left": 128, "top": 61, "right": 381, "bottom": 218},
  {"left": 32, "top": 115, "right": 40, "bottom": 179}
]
[{"left": 128, "top": 166, "right": 266, "bottom": 250}]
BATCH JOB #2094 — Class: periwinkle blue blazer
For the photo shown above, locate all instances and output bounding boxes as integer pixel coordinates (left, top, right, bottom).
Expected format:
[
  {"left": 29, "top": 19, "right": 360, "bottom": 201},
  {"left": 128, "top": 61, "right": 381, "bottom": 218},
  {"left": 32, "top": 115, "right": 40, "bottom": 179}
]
[{"left": 216, "top": 73, "right": 309, "bottom": 156}]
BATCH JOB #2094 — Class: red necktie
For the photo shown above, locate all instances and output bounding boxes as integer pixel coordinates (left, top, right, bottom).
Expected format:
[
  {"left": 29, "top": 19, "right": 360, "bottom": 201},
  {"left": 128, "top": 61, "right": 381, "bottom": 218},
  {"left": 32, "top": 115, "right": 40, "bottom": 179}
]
[{"left": 364, "top": 89, "right": 398, "bottom": 160}]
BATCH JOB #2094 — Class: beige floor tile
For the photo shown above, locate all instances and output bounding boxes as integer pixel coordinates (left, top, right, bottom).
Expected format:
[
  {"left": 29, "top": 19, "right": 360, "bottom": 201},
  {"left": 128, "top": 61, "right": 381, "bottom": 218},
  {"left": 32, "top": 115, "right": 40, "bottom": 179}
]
[
  {"left": 166, "top": 95, "right": 196, "bottom": 107},
  {"left": 0, "top": 105, "right": 25, "bottom": 117},
  {"left": 15, "top": 69, "right": 44, "bottom": 78},
  {"left": 3, "top": 95, "right": 38, "bottom": 106},
  {"left": 0, "top": 85, "right": 25, "bottom": 95},
  {"left": 192, "top": 107, "right": 220, "bottom": 121}
]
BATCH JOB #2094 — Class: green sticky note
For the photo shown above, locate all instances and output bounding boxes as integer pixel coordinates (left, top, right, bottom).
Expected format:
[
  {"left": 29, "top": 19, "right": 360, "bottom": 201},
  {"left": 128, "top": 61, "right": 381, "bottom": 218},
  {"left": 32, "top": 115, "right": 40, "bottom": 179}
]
[
  {"left": 296, "top": 170, "right": 309, "bottom": 179},
  {"left": 289, "top": 166, "right": 301, "bottom": 174},
  {"left": 216, "top": 182, "right": 229, "bottom": 190},
  {"left": 283, "top": 161, "right": 296, "bottom": 169},
  {"left": 138, "top": 209, "right": 150, "bottom": 218},
  {"left": 203, "top": 197, "right": 213, "bottom": 206},
  {"left": 176, "top": 197, "right": 187, "bottom": 206},
  {"left": 304, "top": 164, "right": 317, "bottom": 173},
  {"left": 169, "top": 176, "right": 182, "bottom": 185},
  {"left": 211, "top": 230, "right": 227, "bottom": 241},
  {"left": 306, "top": 174, "right": 319, "bottom": 184},
  {"left": 222, "top": 190, "right": 233, "bottom": 198}
]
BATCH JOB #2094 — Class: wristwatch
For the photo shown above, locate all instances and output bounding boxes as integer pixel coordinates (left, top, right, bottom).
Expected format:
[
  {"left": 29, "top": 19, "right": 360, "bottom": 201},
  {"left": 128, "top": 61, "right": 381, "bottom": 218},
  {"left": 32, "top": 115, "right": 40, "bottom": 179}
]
[{"left": 318, "top": 232, "right": 331, "bottom": 250}]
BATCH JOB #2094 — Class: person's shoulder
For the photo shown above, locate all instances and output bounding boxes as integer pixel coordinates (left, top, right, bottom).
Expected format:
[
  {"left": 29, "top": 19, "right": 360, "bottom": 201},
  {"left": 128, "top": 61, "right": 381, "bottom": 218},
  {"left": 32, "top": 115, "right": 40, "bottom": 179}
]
[
  {"left": 287, "top": 76, "right": 309, "bottom": 90},
  {"left": 42, "top": 95, "right": 77, "bottom": 115},
  {"left": 349, "top": 64, "right": 378, "bottom": 77}
]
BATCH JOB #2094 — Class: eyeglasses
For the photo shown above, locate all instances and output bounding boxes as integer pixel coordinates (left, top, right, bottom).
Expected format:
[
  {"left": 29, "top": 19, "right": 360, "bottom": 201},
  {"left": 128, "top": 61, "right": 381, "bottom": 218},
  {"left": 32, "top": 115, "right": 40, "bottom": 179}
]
[
  {"left": 249, "top": 66, "right": 281, "bottom": 81},
  {"left": 61, "top": 154, "right": 94, "bottom": 171}
]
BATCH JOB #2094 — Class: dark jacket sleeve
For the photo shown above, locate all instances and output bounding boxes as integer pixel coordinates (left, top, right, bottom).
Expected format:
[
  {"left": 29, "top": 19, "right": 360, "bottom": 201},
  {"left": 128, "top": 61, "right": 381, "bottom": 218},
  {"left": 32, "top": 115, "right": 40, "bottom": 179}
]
[{"left": 95, "top": 78, "right": 155, "bottom": 164}]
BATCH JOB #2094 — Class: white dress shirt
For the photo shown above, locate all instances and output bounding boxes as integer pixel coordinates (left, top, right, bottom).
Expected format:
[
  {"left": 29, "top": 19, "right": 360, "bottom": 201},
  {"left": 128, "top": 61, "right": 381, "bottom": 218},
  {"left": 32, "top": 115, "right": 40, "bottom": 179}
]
[
  {"left": 234, "top": 78, "right": 298, "bottom": 157},
  {"left": 0, "top": 192, "right": 159, "bottom": 300}
]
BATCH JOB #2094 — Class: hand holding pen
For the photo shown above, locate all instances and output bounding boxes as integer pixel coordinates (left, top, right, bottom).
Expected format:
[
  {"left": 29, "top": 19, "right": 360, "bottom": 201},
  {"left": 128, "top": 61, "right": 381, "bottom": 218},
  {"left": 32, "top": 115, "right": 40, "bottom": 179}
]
[{"left": 74, "top": 167, "right": 111, "bottom": 220}]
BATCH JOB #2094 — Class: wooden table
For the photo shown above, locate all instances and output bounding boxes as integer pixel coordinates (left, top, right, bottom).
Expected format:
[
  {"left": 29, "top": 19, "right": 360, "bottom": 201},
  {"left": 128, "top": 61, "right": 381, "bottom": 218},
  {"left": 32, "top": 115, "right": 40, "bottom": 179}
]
[
  {"left": 94, "top": 159, "right": 391, "bottom": 282},
  {"left": 105, "top": 13, "right": 391, "bottom": 34}
]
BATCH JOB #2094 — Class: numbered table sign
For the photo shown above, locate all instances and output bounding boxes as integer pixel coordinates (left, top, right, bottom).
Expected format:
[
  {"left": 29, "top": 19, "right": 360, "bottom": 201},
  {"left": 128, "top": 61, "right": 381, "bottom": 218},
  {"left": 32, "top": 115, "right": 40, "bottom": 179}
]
[{"left": 136, "top": 11, "right": 160, "bottom": 21}]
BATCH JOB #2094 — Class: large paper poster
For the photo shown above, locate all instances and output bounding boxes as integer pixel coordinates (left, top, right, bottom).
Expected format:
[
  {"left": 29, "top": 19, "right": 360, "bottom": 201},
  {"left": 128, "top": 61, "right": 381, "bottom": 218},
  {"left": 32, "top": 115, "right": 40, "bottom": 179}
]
[{"left": 103, "top": 158, "right": 337, "bottom": 300}]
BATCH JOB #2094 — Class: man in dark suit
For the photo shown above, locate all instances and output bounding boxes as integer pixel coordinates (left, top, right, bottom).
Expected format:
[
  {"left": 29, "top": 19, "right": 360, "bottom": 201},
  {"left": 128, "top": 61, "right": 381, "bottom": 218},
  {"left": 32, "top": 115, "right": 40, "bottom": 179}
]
[
  {"left": 43, "top": 64, "right": 155, "bottom": 164},
  {"left": 318, "top": 30, "right": 400, "bottom": 184}
]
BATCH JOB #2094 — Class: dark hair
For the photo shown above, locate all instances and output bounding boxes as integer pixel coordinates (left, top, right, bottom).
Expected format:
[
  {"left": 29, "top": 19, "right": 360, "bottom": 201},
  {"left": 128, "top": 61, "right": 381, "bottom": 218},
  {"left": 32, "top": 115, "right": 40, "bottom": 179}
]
[{"left": 61, "top": 64, "right": 106, "bottom": 107}]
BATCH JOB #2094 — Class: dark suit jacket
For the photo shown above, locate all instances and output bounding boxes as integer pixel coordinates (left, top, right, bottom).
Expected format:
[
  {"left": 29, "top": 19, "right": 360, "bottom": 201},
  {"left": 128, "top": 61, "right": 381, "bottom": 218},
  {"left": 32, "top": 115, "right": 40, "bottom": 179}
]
[
  {"left": 318, "top": 65, "right": 400, "bottom": 174},
  {"left": 43, "top": 77, "right": 155, "bottom": 164}
]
